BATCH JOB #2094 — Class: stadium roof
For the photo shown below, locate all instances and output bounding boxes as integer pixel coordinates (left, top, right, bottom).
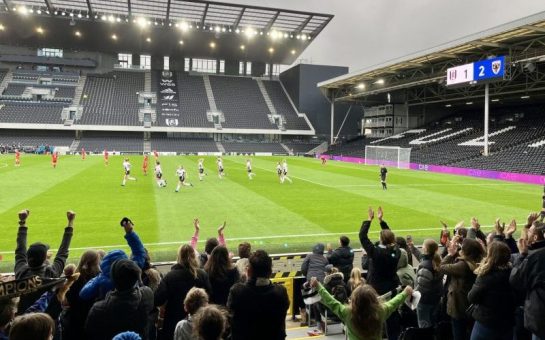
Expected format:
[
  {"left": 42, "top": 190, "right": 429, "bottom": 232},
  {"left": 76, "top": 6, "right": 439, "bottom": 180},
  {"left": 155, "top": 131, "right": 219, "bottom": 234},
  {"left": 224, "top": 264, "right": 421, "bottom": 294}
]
[
  {"left": 0, "top": 0, "right": 332, "bottom": 37},
  {"left": 318, "top": 10, "right": 545, "bottom": 102}
]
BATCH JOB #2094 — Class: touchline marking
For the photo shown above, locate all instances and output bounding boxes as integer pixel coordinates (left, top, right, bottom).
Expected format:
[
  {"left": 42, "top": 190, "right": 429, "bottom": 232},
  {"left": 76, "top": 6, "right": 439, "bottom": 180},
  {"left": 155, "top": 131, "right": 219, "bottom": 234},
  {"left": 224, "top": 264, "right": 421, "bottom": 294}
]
[
  {"left": 334, "top": 183, "right": 525, "bottom": 188},
  {"left": 0, "top": 225, "right": 504, "bottom": 254},
  {"left": 0, "top": 163, "right": 8, "bottom": 169}
]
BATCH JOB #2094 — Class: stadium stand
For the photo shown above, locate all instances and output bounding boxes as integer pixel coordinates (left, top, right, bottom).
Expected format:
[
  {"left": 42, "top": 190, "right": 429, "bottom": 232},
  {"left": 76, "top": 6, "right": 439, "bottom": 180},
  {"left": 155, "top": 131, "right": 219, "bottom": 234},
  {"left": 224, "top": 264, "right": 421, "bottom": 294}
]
[
  {"left": 2, "top": 83, "right": 75, "bottom": 99},
  {"left": 222, "top": 141, "right": 287, "bottom": 154},
  {"left": 283, "top": 141, "right": 321, "bottom": 154},
  {"left": 11, "top": 69, "right": 80, "bottom": 83},
  {"left": 0, "top": 129, "right": 74, "bottom": 148},
  {"left": 150, "top": 135, "right": 219, "bottom": 153},
  {"left": 79, "top": 71, "right": 143, "bottom": 126},
  {"left": 77, "top": 132, "right": 144, "bottom": 153},
  {"left": 209, "top": 75, "right": 276, "bottom": 129},
  {"left": 262, "top": 80, "right": 312, "bottom": 130},
  {"left": 0, "top": 102, "right": 65, "bottom": 124}
]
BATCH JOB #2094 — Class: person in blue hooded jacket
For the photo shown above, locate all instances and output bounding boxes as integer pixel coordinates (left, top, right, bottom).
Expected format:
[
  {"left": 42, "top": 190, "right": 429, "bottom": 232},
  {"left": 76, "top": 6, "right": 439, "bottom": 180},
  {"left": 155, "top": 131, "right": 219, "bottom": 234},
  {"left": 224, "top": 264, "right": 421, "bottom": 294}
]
[{"left": 79, "top": 218, "right": 146, "bottom": 301}]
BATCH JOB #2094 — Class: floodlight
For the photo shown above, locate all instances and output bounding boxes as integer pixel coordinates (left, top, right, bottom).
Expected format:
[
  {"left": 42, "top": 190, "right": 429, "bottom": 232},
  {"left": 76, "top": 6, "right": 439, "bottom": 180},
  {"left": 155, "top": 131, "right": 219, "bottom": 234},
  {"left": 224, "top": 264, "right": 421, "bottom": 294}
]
[
  {"left": 210, "top": 42, "right": 216, "bottom": 48},
  {"left": 215, "top": 26, "right": 220, "bottom": 32},
  {"left": 240, "top": 45, "right": 245, "bottom": 50},
  {"left": 179, "top": 40, "right": 184, "bottom": 45},
  {"left": 268, "top": 47, "right": 274, "bottom": 53},
  {"left": 77, "top": 13, "right": 82, "bottom": 18},
  {"left": 374, "top": 79, "right": 385, "bottom": 85},
  {"left": 0, "top": 24, "right": 5, "bottom": 31},
  {"left": 445, "top": 104, "right": 452, "bottom": 107},
  {"left": 291, "top": 49, "right": 296, "bottom": 55},
  {"left": 136, "top": 17, "right": 147, "bottom": 28},
  {"left": 466, "top": 101, "right": 473, "bottom": 105},
  {"left": 75, "top": 31, "right": 81, "bottom": 37},
  {"left": 357, "top": 83, "right": 365, "bottom": 89},
  {"left": 146, "top": 37, "right": 151, "bottom": 42},
  {"left": 111, "top": 34, "right": 117, "bottom": 40},
  {"left": 301, "top": 34, "right": 307, "bottom": 40},
  {"left": 36, "top": 27, "right": 44, "bottom": 34},
  {"left": 491, "top": 98, "right": 500, "bottom": 102}
]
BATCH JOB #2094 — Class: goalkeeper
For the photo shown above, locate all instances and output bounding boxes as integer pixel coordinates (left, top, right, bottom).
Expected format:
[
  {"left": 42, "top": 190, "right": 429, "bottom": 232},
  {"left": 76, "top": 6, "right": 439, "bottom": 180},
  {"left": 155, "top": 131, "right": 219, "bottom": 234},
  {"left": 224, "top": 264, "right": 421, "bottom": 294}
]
[{"left": 380, "top": 165, "right": 388, "bottom": 190}]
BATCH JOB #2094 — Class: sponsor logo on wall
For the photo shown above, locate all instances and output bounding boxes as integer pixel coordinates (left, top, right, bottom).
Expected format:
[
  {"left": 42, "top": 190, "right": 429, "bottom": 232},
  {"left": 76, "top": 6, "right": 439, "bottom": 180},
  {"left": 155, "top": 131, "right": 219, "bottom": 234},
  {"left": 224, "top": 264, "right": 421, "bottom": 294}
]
[{"left": 158, "top": 72, "right": 180, "bottom": 121}]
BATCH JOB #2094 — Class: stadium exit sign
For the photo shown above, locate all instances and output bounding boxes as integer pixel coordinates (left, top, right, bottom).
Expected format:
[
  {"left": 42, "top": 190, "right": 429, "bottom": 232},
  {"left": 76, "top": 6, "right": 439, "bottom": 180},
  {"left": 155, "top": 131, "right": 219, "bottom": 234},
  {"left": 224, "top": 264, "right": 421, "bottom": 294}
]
[{"left": 446, "top": 56, "right": 505, "bottom": 86}]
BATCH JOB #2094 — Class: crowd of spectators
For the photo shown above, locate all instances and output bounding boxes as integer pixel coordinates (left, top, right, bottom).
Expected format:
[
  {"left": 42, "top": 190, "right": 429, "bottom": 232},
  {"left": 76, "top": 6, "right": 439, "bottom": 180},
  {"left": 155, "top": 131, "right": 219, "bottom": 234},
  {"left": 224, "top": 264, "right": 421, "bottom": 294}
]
[
  {"left": 0, "top": 144, "right": 54, "bottom": 154},
  {"left": 0, "top": 205, "right": 544, "bottom": 340}
]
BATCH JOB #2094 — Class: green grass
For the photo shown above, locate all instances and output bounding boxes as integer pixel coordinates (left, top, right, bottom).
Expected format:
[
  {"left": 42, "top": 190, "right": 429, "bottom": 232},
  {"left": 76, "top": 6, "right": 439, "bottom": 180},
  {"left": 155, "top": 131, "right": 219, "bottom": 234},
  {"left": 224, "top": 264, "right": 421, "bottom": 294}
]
[{"left": 0, "top": 154, "right": 540, "bottom": 270}]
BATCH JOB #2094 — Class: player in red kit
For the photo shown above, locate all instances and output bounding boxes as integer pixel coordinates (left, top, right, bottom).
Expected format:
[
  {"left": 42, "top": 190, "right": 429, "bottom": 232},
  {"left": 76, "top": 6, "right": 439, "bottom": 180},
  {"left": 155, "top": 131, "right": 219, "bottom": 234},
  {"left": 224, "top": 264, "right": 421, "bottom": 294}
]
[
  {"left": 104, "top": 149, "right": 109, "bottom": 166},
  {"left": 81, "top": 148, "right": 86, "bottom": 160},
  {"left": 51, "top": 152, "right": 58, "bottom": 168},
  {"left": 14, "top": 150, "right": 21, "bottom": 167},
  {"left": 142, "top": 154, "right": 149, "bottom": 175},
  {"left": 320, "top": 155, "right": 327, "bottom": 165}
]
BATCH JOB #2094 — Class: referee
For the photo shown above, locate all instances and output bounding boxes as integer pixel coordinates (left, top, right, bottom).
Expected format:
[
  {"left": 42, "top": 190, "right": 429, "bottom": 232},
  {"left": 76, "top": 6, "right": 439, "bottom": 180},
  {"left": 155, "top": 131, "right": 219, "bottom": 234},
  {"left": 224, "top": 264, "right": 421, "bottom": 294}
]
[{"left": 380, "top": 165, "right": 388, "bottom": 190}]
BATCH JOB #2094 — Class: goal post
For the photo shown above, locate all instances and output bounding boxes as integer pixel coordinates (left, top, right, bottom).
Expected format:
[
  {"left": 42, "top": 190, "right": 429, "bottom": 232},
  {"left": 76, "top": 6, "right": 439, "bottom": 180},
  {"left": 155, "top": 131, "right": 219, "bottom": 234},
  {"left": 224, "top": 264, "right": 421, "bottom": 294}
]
[{"left": 365, "top": 146, "right": 411, "bottom": 169}]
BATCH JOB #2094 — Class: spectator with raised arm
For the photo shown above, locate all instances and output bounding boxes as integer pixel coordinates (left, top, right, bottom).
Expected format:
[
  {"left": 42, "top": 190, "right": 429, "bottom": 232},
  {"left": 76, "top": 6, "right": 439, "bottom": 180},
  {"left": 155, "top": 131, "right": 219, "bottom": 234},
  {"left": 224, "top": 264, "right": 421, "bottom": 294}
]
[
  {"left": 468, "top": 241, "right": 515, "bottom": 340},
  {"left": 204, "top": 245, "right": 240, "bottom": 306},
  {"left": 189, "top": 219, "right": 228, "bottom": 267},
  {"left": 467, "top": 217, "right": 487, "bottom": 246},
  {"left": 80, "top": 217, "right": 146, "bottom": 301},
  {"left": 440, "top": 237, "right": 484, "bottom": 340},
  {"left": 14, "top": 209, "right": 75, "bottom": 312},
  {"left": 358, "top": 206, "right": 401, "bottom": 340},
  {"left": 155, "top": 244, "right": 211, "bottom": 340},
  {"left": 326, "top": 236, "right": 354, "bottom": 282},
  {"left": 310, "top": 276, "right": 412, "bottom": 340}
]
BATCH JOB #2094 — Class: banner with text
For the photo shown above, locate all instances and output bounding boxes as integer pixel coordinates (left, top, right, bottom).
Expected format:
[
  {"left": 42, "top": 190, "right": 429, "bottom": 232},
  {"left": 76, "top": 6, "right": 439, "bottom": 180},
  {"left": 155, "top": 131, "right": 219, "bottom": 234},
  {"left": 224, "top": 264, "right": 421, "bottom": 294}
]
[{"left": 158, "top": 71, "right": 180, "bottom": 127}]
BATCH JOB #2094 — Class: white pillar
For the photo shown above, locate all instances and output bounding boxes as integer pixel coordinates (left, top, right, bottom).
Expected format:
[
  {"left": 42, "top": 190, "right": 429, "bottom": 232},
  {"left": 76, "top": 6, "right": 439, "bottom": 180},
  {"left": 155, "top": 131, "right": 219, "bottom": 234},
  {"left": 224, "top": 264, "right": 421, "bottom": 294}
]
[
  {"left": 484, "top": 83, "right": 489, "bottom": 156},
  {"left": 330, "top": 94, "right": 335, "bottom": 145}
]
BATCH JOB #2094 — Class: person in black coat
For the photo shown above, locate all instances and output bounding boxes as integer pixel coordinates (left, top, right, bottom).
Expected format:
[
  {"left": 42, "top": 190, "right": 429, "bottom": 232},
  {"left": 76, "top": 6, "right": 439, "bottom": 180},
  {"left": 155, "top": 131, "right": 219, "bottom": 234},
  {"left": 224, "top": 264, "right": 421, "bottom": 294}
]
[
  {"left": 154, "top": 244, "right": 212, "bottom": 340},
  {"left": 468, "top": 241, "right": 515, "bottom": 340},
  {"left": 85, "top": 259, "right": 155, "bottom": 340},
  {"left": 359, "top": 206, "right": 401, "bottom": 340},
  {"left": 326, "top": 236, "right": 354, "bottom": 282},
  {"left": 204, "top": 245, "right": 240, "bottom": 306},
  {"left": 227, "top": 250, "right": 289, "bottom": 340}
]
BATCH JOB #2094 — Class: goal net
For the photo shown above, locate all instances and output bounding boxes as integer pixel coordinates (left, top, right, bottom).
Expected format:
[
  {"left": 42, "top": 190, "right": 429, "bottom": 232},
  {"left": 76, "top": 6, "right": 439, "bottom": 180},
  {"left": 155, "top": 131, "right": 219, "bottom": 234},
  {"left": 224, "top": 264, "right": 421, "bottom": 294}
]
[{"left": 365, "top": 146, "right": 411, "bottom": 169}]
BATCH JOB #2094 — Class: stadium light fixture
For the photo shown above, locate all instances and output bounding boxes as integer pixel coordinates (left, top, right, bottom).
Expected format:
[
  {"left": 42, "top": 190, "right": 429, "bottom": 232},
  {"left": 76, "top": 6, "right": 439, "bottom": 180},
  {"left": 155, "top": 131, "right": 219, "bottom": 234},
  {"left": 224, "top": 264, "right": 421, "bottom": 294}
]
[
  {"left": 0, "top": 24, "right": 5, "bottom": 31},
  {"left": 445, "top": 104, "right": 452, "bottom": 107},
  {"left": 466, "top": 101, "right": 473, "bottom": 105},
  {"left": 307, "top": 35, "right": 312, "bottom": 40},
  {"left": 301, "top": 34, "right": 307, "bottom": 40},
  {"left": 36, "top": 27, "right": 44, "bottom": 34},
  {"left": 215, "top": 26, "right": 220, "bottom": 32},
  {"left": 235, "top": 28, "right": 240, "bottom": 34},
  {"left": 101, "top": 15, "right": 106, "bottom": 21},
  {"left": 491, "top": 98, "right": 500, "bottom": 102},
  {"left": 222, "top": 27, "right": 226, "bottom": 32},
  {"left": 179, "top": 22, "right": 189, "bottom": 31},
  {"left": 357, "top": 83, "right": 365, "bottom": 89},
  {"left": 136, "top": 17, "right": 147, "bottom": 28},
  {"left": 291, "top": 49, "right": 296, "bottom": 55},
  {"left": 77, "top": 13, "right": 82, "bottom": 18},
  {"left": 240, "top": 45, "right": 245, "bottom": 50},
  {"left": 374, "top": 79, "right": 385, "bottom": 85},
  {"left": 18, "top": 6, "right": 28, "bottom": 15},
  {"left": 189, "top": 24, "right": 193, "bottom": 29},
  {"left": 116, "top": 17, "right": 121, "bottom": 22},
  {"left": 108, "top": 15, "right": 115, "bottom": 22},
  {"left": 268, "top": 47, "right": 274, "bottom": 53},
  {"left": 283, "top": 33, "right": 288, "bottom": 38},
  {"left": 74, "top": 30, "right": 81, "bottom": 37},
  {"left": 37, "top": 9, "right": 41, "bottom": 14},
  {"left": 179, "top": 40, "right": 184, "bottom": 45},
  {"left": 168, "top": 22, "right": 172, "bottom": 27},
  {"left": 62, "top": 12, "right": 66, "bottom": 16},
  {"left": 146, "top": 37, "right": 151, "bottom": 42},
  {"left": 521, "top": 95, "right": 530, "bottom": 99},
  {"left": 94, "top": 15, "right": 98, "bottom": 19},
  {"left": 296, "top": 35, "right": 300, "bottom": 39},
  {"left": 69, "top": 12, "right": 74, "bottom": 17},
  {"left": 29, "top": 8, "right": 34, "bottom": 13},
  {"left": 111, "top": 34, "right": 117, "bottom": 40},
  {"left": 210, "top": 41, "right": 216, "bottom": 48}
]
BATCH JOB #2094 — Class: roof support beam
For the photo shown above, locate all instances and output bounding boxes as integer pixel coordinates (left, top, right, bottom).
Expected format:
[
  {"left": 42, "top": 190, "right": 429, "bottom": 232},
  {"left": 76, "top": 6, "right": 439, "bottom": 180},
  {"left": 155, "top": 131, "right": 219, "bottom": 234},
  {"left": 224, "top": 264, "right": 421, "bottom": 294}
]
[
  {"left": 522, "top": 25, "right": 545, "bottom": 33},
  {"left": 295, "top": 15, "right": 312, "bottom": 34},
  {"left": 2, "top": 0, "right": 13, "bottom": 11},
  {"left": 434, "top": 52, "right": 458, "bottom": 59},
  {"left": 473, "top": 40, "right": 509, "bottom": 48},
  {"left": 165, "top": 0, "right": 171, "bottom": 21},
  {"left": 85, "top": 0, "right": 93, "bottom": 17},
  {"left": 200, "top": 2, "right": 209, "bottom": 27},
  {"left": 403, "top": 61, "right": 425, "bottom": 67},
  {"left": 127, "top": 0, "right": 132, "bottom": 17},
  {"left": 43, "top": 0, "right": 54, "bottom": 14},
  {"left": 232, "top": 7, "right": 245, "bottom": 29},
  {"left": 264, "top": 10, "right": 280, "bottom": 32}
]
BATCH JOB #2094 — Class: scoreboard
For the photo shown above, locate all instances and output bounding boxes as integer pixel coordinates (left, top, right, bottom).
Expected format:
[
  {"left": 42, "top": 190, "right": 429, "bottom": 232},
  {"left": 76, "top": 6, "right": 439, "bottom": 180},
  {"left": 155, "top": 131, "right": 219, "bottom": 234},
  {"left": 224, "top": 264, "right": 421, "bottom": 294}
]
[{"left": 446, "top": 56, "right": 505, "bottom": 86}]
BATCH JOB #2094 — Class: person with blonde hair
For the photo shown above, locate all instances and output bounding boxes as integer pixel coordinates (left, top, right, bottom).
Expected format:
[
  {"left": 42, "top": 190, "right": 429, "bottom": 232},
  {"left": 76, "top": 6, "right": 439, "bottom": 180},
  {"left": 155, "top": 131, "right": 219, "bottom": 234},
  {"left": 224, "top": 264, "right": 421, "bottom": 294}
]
[
  {"left": 311, "top": 277, "right": 412, "bottom": 340},
  {"left": 155, "top": 244, "right": 211, "bottom": 340},
  {"left": 174, "top": 287, "right": 209, "bottom": 340},
  {"left": 347, "top": 267, "right": 365, "bottom": 296},
  {"left": 192, "top": 305, "right": 227, "bottom": 340}
]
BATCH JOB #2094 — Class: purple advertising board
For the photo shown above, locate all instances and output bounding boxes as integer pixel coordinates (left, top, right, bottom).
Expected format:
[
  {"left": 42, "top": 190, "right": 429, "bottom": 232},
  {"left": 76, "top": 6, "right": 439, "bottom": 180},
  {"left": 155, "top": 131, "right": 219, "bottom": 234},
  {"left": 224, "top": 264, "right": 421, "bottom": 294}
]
[{"left": 318, "top": 154, "right": 545, "bottom": 186}]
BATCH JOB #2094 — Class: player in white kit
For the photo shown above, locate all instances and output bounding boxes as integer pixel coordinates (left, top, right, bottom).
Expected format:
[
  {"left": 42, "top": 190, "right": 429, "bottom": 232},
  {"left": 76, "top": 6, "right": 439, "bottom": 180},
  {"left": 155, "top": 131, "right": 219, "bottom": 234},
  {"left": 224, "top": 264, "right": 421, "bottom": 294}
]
[
  {"left": 281, "top": 159, "right": 292, "bottom": 184},
  {"left": 276, "top": 162, "right": 283, "bottom": 183},
  {"left": 198, "top": 158, "right": 206, "bottom": 181},
  {"left": 154, "top": 161, "right": 167, "bottom": 187},
  {"left": 246, "top": 159, "right": 256, "bottom": 180},
  {"left": 121, "top": 158, "right": 137, "bottom": 186},
  {"left": 217, "top": 157, "right": 225, "bottom": 179},
  {"left": 175, "top": 165, "right": 193, "bottom": 192}
]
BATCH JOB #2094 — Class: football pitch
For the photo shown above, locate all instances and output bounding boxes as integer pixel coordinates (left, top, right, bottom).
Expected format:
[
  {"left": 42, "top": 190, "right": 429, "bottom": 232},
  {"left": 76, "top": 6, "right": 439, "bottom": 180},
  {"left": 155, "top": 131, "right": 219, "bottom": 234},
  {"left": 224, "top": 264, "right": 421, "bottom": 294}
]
[{"left": 0, "top": 154, "right": 540, "bottom": 269}]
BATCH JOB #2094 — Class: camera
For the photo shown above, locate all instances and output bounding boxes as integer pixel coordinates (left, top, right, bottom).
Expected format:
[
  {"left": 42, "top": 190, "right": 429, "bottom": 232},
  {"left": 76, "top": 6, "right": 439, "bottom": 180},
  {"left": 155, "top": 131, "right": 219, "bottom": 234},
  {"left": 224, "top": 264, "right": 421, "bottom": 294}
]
[{"left": 120, "top": 217, "right": 132, "bottom": 227}]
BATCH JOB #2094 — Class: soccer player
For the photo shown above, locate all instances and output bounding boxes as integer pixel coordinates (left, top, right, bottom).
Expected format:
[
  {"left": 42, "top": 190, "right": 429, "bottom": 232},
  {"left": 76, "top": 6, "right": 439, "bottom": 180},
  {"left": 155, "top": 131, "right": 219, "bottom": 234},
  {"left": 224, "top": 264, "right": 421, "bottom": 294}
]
[
  {"left": 154, "top": 161, "right": 167, "bottom": 187},
  {"left": 246, "top": 159, "right": 256, "bottom": 180},
  {"left": 198, "top": 158, "right": 206, "bottom": 181},
  {"left": 380, "top": 164, "right": 388, "bottom": 190},
  {"left": 14, "top": 149, "right": 20, "bottom": 167},
  {"left": 121, "top": 158, "right": 137, "bottom": 186},
  {"left": 51, "top": 151, "right": 58, "bottom": 168},
  {"left": 142, "top": 154, "right": 149, "bottom": 176},
  {"left": 217, "top": 157, "right": 225, "bottom": 179},
  {"left": 282, "top": 159, "right": 292, "bottom": 184},
  {"left": 104, "top": 149, "right": 109, "bottom": 166},
  {"left": 81, "top": 148, "right": 86, "bottom": 160},
  {"left": 175, "top": 165, "right": 193, "bottom": 192},
  {"left": 153, "top": 150, "right": 159, "bottom": 162},
  {"left": 276, "top": 162, "right": 283, "bottom": 183},
  {"left": 320, "top": 155, "right": 327, "bottom": 166}
]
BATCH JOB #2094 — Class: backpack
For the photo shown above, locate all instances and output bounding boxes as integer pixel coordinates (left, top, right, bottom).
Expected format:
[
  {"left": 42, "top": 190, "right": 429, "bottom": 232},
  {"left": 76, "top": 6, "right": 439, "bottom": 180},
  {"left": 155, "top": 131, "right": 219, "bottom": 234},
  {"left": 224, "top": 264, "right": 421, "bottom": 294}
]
[{"left": 331, "top": 284, "right": 348, "bottom": 304}]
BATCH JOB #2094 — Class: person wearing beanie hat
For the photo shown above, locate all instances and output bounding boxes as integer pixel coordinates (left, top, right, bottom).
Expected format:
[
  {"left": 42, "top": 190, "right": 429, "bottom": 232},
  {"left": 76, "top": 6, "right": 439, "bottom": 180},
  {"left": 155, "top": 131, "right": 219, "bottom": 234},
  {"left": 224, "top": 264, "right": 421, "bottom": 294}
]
[
  {"left": 113, "top": 331, "right": 142, "bottom": 340},
  {"left": 14, "top": 209, "right": 75, "bottom": 313},
  {"left": 85, "top": 259, "right": 154, "bottom": 340},
  {"left": 301, "top": 243, "right": 328, "bottom": 282}
]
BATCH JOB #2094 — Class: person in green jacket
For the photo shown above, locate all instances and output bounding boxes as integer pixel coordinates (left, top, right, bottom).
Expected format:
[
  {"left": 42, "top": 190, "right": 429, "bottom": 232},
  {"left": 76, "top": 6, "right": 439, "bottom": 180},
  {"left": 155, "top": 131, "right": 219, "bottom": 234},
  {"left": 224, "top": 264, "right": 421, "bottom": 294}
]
[{"left": 310, "top": 277, "right": 412, "bottom": 340}]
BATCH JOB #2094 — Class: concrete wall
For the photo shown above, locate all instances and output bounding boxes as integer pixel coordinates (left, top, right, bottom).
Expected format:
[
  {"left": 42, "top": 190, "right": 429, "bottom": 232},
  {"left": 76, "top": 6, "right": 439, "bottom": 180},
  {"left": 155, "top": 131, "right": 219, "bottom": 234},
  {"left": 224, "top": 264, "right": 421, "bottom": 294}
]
[{"left": 280, "top": 64, "right": 363, "bottom": 140}]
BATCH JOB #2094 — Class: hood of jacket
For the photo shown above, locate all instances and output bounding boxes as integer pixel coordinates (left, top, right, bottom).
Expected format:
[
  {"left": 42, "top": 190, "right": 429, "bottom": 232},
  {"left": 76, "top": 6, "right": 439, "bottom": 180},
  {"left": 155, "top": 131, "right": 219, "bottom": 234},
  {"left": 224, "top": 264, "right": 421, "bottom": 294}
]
[
  {"left": 323, "top": 272, "right": 344, "bottom": 286},
  {"left": 397, "top": 248, "right": 409, "bottom": 269},
  {"left": 312, "top": 243, "right": 325, "bottom": 255},
  {"left": 100, "top": 250, "right": 128, "bottom": 278}
]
